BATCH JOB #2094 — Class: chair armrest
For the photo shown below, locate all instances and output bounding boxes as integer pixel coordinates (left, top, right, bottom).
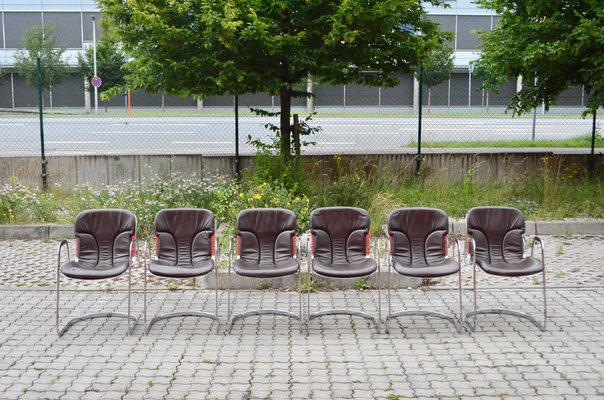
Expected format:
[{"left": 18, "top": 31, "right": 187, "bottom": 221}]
[
  {"left": 531, "top": 236, "right": 545, "bottom": 261},
  {"left": 451, "top": 236, "right": 462, "bottom": 265},
  {"left": 57, "top": 239, "right": 70, "bottom": 268}
]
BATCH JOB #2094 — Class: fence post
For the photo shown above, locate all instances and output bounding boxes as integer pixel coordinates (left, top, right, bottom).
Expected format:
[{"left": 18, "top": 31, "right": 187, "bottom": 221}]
[
  {"left": 234, "top": 95, "right": 240, "bottom": 180},
  {"left": 416, "top": 66, "right": 423, "bottom": 176},
  {"left": 590, "top": 110, "right": 597, "bottom": 176},
  {"left": 36, "top": 57, "right": 47, "bottom": 190}
]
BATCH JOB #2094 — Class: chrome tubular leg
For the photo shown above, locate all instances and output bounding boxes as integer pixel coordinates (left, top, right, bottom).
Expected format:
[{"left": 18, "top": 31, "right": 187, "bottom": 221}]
[
  {"left": 144, "top": 259, "right": 148, "bottom": 335},
  {"left": 458, "top": 268, "right": 463, "bottom": 332},
  {"left": 227, "top": 244, "right": 232, "bottom": 330},
  {"left": 128, "top": 260, "right": 132, "bottom": 335},
  {"left": 386, "top": 254, "right": 391, "bottom": 334},
  {"left": 377, "top": 242, "right": 381, "bottom": 333},
  {"left": 298, "top": 269, "right": 303, "bottom": 333},
  {"left": 56, "top": 261, "right": 60, "bottom": 336},
  {"left": 215, "top": 265, "right": 220, "bottom": 334},
  {"left": 307, "top": 269, "right": 311, "bottom": 335},
  {"left": 542, "top": 268, "right": 547, "bottom": 331}
]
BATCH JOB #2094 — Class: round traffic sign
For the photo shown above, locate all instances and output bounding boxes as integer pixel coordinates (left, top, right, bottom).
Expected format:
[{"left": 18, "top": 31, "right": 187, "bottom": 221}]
[{"left": 91, "top": 76, "right": 102, "bottom": 88}]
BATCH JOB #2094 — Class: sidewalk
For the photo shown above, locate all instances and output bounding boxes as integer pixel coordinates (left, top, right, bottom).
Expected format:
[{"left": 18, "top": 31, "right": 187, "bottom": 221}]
[{"left": 0, "top": 236, "right": 603, "bottom": 399}]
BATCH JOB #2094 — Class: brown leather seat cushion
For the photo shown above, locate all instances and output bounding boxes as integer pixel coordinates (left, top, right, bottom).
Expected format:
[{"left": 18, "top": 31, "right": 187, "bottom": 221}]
[
  {"left": 235, "top": 208, "right": 299, "bottom": 277},
  {"left": 150, "top": 209, "right": 216, "bottom": 278},
  {"left": 312, "top": 257, "right": 377, "bottom": 278},
  {"left": 392, "top": 257, "right": 459, "bottom": 278},
  {"left": 477, "top": 257, "right": 544, "bottom": 277},
  {"left": 388, "top": 208, "right": 458, "bottom": 278},
  {"left": 467, "top": 207, "right": 541, "bottom": 277},
  {"left": 233, "top": 258, "right": 299, "bottom": 278},
  {"left": 149, "top": 258, "right": 214, "bottom": 278},
  {"left": 310, "top": 207, "right": 376, "bottom": 278},
  {"left": 61, "top": 259, "right": 129, "bottom": 280},
  {"left": 62, "top": 209, "right": 136, "bottom": 280}
]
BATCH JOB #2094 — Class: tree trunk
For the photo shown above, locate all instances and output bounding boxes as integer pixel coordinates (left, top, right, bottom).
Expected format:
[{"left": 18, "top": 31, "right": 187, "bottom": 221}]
[{"left": 280, "top": 87, "right": 292, "bottom": 161}]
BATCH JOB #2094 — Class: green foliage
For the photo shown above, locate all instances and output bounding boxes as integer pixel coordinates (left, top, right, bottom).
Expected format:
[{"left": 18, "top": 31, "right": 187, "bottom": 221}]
[
  {"left": 473, "top": 0, "right": 604, "bottom": 114},
  {"left": 0, "top": 179, "right": 56, "bottom": 224},
  {"left": 100, "top": 0, "right": 449, "bottom": 159},
  {"left": 14, "top": 23, "right": 68, "bottom": 91},
  {"left": 2, "top": 159, "right": 603, "bottom": 235},
  {"left": 77, "top": 26, "right": 127, "bottom": 102},
  {"left": 421, "top": 45, "right": 454, "bottom": 89}
]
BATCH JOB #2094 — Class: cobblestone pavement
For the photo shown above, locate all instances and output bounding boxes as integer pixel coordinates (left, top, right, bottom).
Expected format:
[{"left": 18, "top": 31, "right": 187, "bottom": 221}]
[{"left": 0, "top": 236, "right": 603, "bottom": 399}]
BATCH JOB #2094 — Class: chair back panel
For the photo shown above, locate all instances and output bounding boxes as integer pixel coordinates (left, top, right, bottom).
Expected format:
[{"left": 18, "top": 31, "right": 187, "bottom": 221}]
[
  {"left": 237, "top": 208, "right": 296, "bottom": 264},
  {"left": 74, "top": 209, "right": 136, "bottom": 266},
  {"left": 388, "top": 208, "right": 448, "bottom": 266},
  {"left": 310, "top": 207, "right": 370, "bottom": 264},
  {"left": 154, "top": 209, "right": 215, "bottom": 265},
  {"left": 467, "top": 207, "right": 525, "bottom": 263}
]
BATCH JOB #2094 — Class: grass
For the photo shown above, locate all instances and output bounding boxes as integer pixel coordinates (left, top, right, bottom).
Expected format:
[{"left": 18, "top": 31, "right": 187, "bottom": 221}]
[{"left": 416, "top": 134, "right": 603, "bottom": 148}]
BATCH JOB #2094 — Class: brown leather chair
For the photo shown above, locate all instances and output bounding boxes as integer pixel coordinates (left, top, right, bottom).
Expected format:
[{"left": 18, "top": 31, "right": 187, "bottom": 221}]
[
  {"left": 56, "top": 209, "right": 138, "bottom": 336},
  {"left": 307, "top": 207, "right": 380, "bottom": 333},
  {"left": 227, "top": 208, "right": 301, "bottom": 333},
  {"left": 143, "top": 209, "right": 219, "bottom": 334},
  {"left": 466, "top": 206, "right": 546, "bottom": 331},
  {"left": 386, "top": 208, "right": 462, "bottom": 333}
]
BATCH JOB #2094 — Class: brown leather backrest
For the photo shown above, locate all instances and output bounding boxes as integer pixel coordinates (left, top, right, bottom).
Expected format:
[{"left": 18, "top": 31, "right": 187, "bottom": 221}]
[
  {"left": 310, "top": 207, "right": 370, "bottom": 264},
  {"left": 388, "top": 208, "right": 448, "bottom": 266},
  {"left": 75, "top": 209, "right": 136, "bottom": 266},
  {"left": 154, "top": 208, "right": 215, "bottom": 265},
  {"left": 237, "top": 208, "right": 296, "bottom": 265},
  {"left": 467, "top": 206, "right": 525, "bottom": 263}
]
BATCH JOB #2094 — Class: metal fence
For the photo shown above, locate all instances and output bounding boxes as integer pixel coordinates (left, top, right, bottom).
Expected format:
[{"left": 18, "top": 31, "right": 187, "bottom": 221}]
[{"left": 0, "top": 69, "right": 600, "bottom": 159}]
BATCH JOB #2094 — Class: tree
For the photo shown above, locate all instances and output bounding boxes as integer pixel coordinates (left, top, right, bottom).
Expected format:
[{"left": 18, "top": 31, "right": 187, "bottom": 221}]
[
  {"left": 14, "top": 23, "right": 68, "bottom": 100},
  {"left": 77, "top": 28, "right": 127, "bottom": 106},
  {"left": 101, "top": 0, "right": 448, "bottom": 160},
  {"left": 473, "top": 0, "right": 604, "bottom": 115},
  {"left": 420, "top": 45, "right": 454, "bottom": 112}
]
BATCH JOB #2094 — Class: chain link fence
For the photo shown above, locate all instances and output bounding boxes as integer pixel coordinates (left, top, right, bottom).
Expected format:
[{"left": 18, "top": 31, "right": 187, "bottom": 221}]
[{"left": 0, "top": 67, "right": 600, "bottom": 159}]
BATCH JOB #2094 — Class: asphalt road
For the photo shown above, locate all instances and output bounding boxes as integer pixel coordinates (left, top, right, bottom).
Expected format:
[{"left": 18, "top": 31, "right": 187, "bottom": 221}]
[{"left": 0, "top": 115, "right": 596, "bottom": 156}]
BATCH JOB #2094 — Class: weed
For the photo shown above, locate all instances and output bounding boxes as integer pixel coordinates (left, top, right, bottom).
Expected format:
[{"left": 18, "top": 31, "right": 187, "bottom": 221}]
[
  {"left": 167, "top": 281, "right": 180, "bottom": 291},
  {"left": 532, "top": 277, "right": 542, "bottom": 285},
  {"left": 354, "top": 277, "right": 370, "bottom": 292},
  {"left": 556, "top": 242, "right": 565, "bottom": 256},
  {"left": 147, "top": 380, "right": 154, "bottom": 387},
  {"left": 554, "top": 271, "right": 565, "bottom": 279},
  {"left": 295, "top": 273, "right": 317, "bottom": 293}
]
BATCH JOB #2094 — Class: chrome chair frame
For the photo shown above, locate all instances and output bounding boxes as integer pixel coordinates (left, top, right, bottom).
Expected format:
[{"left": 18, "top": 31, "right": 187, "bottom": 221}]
[
  {"left": 465, "top": 236, "right": 547, "bottom": 332},
  {"left": 56, "top": 239, "right": 138, "bottom": 337},
  {"left": 306, "top": 238, "right": 381, "bottom": 334},
  {"left": 385, "top": 237, "right": 463, "bottom": 333},
  {"left": 227, "top": 237, "right": 303, "bottom": 333},
  {"left": 143, "top": 239, "right": 220, "bottom": 335}
]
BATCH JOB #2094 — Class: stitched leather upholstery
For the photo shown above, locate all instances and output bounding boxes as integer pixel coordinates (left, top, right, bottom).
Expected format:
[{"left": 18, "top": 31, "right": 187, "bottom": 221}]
[
  {"left": 388, "top": 208, "right": 459, "bottom": 278},
  {"left": 61, "top": 209, "right": 136, "bottom": 280}
]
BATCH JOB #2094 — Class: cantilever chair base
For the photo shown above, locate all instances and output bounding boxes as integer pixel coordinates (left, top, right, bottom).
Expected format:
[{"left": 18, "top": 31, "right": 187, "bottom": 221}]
[
  {"left": 146, "top": 311, "right": 219, "bottom": 335},
  {"left": 386, "top": 310, "right": 461, "bottom": 334},
  {"left": 228, "top": 309, "right": 301, "bottom": 334},
  {"left": 58, "top": 312, "right": 138, "bottom": 337},
  {"left": 308, "top": 309, "right": 380, "bottom": 333},
  {"left": 465, "top": 308, "right": 546, "bottom": 332}
]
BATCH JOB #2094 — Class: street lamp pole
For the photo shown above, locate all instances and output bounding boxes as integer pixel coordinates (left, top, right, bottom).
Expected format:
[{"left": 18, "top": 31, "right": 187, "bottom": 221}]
[{"left": 92, "top": 16, "right": 98, "bottom": 113}]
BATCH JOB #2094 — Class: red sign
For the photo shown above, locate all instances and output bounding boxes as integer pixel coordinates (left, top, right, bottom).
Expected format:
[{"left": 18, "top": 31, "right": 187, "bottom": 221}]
[{"left": 91, "top": 76, "right": 102, "bottom": 88}]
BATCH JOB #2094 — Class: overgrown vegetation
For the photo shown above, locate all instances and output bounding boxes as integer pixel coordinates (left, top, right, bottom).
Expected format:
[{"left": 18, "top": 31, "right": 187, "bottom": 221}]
[{"left": 1, "top": 156, "right": 603, "bottom": 237}]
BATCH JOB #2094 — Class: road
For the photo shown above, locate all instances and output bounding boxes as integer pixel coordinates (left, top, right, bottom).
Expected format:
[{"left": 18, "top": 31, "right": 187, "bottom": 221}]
[{"left": 0, "top": 115, "right": 596, "bottom": 156}]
